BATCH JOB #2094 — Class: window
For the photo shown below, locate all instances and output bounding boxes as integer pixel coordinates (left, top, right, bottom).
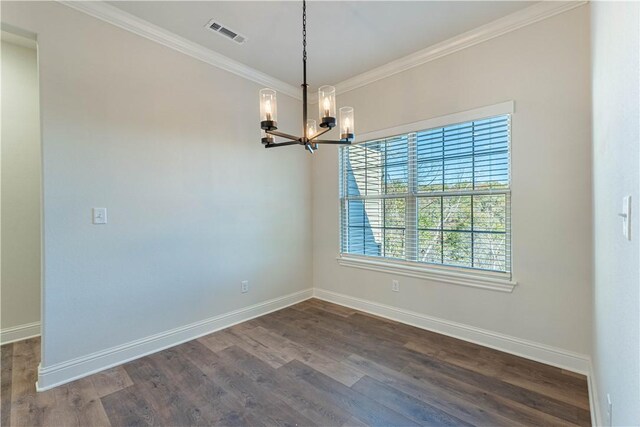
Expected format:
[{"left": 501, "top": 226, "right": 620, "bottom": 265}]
[{"left": 339, "top": 114, "right": 511, "bottom": 277}]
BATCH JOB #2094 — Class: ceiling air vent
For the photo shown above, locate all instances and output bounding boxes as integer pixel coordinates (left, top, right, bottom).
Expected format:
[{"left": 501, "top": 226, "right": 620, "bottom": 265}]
[{"left": 205, "top": 19, "right": 247, "bottom": 45}]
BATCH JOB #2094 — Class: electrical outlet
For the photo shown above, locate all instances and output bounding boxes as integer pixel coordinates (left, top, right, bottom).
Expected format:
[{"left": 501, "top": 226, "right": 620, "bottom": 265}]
[
  {"left": 392, "top": 280, "right": 400, "bottom": 292},
  {"left": 607, "top": 393, "right": 612, "bottom": 425},
  {"left": 241, "top": 280, "right": 249, "bottom": 293}
]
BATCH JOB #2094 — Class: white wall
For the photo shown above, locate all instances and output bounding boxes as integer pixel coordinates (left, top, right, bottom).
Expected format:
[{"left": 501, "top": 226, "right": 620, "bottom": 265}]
[
  {"left": 591, "top": 2, "right": 640, "bottom": 425},
  {"left": 1, "top": 1, "right": 311, "bottom": 372},
  {"left": 1, "top": 39, "right": 42, "bottom": 337},
  {"left": 312, "top": 6, "right": 592, "bottom": 356}
]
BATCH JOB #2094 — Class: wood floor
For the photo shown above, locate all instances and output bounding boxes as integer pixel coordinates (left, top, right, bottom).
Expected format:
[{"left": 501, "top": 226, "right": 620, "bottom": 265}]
[{"left": 1, "top": 298, "right": 591, "bottom": 426}]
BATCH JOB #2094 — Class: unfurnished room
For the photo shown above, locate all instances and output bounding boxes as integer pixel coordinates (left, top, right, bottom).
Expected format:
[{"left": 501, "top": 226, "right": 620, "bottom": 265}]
[{"left": 0, "top": 1, "right": 639, "bottom": 426}]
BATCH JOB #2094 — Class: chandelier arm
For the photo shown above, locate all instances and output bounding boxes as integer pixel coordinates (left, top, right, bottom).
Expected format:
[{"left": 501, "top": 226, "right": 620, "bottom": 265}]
[
  {"left": 308, "top": 126, "right": 331, "bottom": 141},
  {"left": 265, "top": 140, "right": 301, "bottom": 149},
  {"left": 266, "top": 129, "right": 302, "bottom": 142},
  {"left": 259, "top": 0, "right": 354, "bottom": 153},
  {"left": 314, "top": 139, "right": 352, "bottom": 145}
]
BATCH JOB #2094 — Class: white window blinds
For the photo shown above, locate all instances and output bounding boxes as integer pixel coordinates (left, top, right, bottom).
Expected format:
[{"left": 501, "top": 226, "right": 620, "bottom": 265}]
[{"left": 339, "top": 115, "right": 511, "bottom": 274}]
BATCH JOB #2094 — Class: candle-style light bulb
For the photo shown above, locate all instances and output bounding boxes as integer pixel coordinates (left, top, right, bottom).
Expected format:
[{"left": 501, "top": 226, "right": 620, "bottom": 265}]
[
  {"left": 265, "top": 99, "right": 272, "bottom": 121},
  {"left": 318, "top": 86, "right": 336, "bottom": 128},
  {"left": 259, "top": 88, "right": 278, "bottom": 130},
  {"left": 339, "top": 106, "right": 354, "bottom": 140},
  {"left": 306, "top": 119, "right": 317, "bottom": 140},
  {"left": 323, "top": 97, "right": 331, "bottom": 118}
]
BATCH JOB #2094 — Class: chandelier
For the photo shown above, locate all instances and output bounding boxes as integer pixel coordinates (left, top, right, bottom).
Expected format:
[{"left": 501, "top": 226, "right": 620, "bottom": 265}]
[{"left": 259, "top": 0, "right": 355, "bottom": 153}]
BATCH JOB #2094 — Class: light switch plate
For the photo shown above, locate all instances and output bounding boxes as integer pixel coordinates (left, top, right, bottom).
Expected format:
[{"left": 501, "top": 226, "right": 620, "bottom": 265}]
[{"left": 92, "top": 208, "right": 107, "bottom": 224}]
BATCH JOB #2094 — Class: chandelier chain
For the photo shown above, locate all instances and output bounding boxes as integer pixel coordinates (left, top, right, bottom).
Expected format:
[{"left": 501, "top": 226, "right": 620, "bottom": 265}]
[
  {"left": 259, "top": 0, "right": 352, "bottom": 152},
  {"left": 302, "top": 0, "right": 307, "bottom": 63}
]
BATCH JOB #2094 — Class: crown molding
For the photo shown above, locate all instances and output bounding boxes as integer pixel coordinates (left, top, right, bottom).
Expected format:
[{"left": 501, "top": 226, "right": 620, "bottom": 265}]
[
  {"left": 58, "top": 1, "right": 302, "bottom": 100},
  {"left": 1, "top": 26, "right": 37, "bottom": 49},
  {"left": 59, "top": 1, "right": 586, "bottom": 103},
  {"left": 333, "top": 1, "right": 588, "bottom": 97}
]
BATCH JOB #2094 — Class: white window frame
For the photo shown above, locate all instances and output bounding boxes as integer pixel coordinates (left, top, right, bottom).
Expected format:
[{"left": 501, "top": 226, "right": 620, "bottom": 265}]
[{"left": 337, "top": 101, "right": 517, "bottom": 293}]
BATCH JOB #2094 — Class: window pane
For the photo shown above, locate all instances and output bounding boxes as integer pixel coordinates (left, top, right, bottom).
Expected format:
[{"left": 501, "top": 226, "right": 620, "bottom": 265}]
[
  {"left": 473, "top": 117, "right": 509, "bottom": 190},
  {"left": 417, "top": 160, "right": 443, "bottom": 192},
  {"left": 384, "top": 229, "right": 405, "bottom": 259},
  {"left": 340, "top": 114, "right": 511, "bottom": 275},
  {"left": 386, "top": 170, "right": 407, "bottom": 195},
  {"left": 443, "top": 196, "right": 471, "bottom": 230},
  {"left": 347, "top": 226, "right": 365, "bottom": 254},
  {"left": 345, "top": 145, "right": 366, "bottom": 196},
  {"left": 346, "top": 166, "right": 364, "bottom": 196},
  {"left": 473, "top": 232, "right": 507, "bottom": 272},
  {"left": 418, "top": 197, "right": 441, "bottom": 230},
  {"left": 385, "top": 136, "right": 408, "bottom": 163},
  {"left": 385, "top": 198, "right": 405, "bottom": 227},
  {"left": 384, "top": 197, "right": 405, "bottom": 259},
  {"left": 473, "top": 195, "right": 506, "bottom": 232},
  {"left": 366, "top": 141, "right": 385, "bottom": 168},
  {"left": 418, "top": 230, "right": 441, "bottom": 264},
  {"left": 473, "top": 118, "right": 509, "bottom": 152},
  {"left": 366, "top": 166, "right": 384, "bottom": 195},
  {"left": 444, "top": 156, "right": 473, "bottom": 191},
  {"left": 347, "top": 200, "right": 365, "bottom": 227},
  {"left": 416, "top": 128, "right": 443, "bottom": 161},
  {"left": 386, "top": 165, "right": 408, "bottom": 193},
  {"left": 443, "top": 123, "right": 473, "bottom": 157},
  {"left": 443, "top": 231, "right": 472, "bottom": 267},
  {"left": 365, "top": 142, "right": 384, "bottom": 195},
  {"left": 474, "top": 152, "right": 509, "bottom": 190},
  {"left": 364, "top": 200, "right": 383, "bottom": 256},
  {"left": 365, "top": 230, "right": 383, "bottom": 256}
]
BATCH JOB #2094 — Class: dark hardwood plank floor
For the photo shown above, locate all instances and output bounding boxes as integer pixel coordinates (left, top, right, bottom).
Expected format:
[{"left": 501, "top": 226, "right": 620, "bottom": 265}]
[{"left": 1, "top": 299, "right": 591, "bottom": 426}]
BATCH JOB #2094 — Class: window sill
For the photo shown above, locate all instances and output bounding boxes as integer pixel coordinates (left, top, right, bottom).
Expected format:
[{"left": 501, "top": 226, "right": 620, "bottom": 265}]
[{"left": 336, "top": 255, "right": 517, "bottom": 293}]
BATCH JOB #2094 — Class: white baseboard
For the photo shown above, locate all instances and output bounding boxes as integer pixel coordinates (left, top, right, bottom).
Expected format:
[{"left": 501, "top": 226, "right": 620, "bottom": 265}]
[
  {"left": 1, "top": 322, "right": 40, "bottom": 345},
  {"left": 588, "top": 361, "right": 601, "bottom": 426},
  {"left": 35, "top": 285, "right": 599, "bottom": 425},
  {"left": 313, "top": 288, "right": 591, "bottom": 375},
  {"left": 36, "top": 288, "right": 313, "bottom": 391}
]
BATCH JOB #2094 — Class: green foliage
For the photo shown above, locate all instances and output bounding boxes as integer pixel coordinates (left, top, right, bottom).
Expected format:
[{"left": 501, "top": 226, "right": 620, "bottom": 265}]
[{"left": 377, "top": 179, "right": 508, "bottom": 271}]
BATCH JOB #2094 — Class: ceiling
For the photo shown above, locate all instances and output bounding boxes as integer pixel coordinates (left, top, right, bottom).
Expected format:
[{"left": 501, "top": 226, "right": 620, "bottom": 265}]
[{"left": 108, "top": 1, "right": 536, "bottom": 89}]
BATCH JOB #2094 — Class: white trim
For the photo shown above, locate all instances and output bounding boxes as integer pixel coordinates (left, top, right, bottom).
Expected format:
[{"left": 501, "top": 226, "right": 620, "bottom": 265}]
[
  {"left": 57, "top": 1, "right": 302, "bottom": 100},
  {"left": 1, "top": 30, "right": 37, "bottom": 49},
  {"left": 36, "top": 288, "right": 313, "bottom": 391},
  {"left": 1, "top": 322, "right": 41, "bottom": 345},
  {"left": 334, "top": 1, "right": 588, "bottom": 96},
  {"left": 340, "top": 101, "right": 516, "bottom": 294},
  {"left": 357, "top": 100, "right": 515, "bottom": 143},
  {"left": 588, "top": 361, "right": 602, "bottom": 426},
  {"left": 313, "top": 288, "right": 591, "bottom": 375},
  {"left": 337, "top": 255, "right": 516, "bottom": 293},
  {"left": 56, "top": 2, "right": 586, "bottom": 102}
]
